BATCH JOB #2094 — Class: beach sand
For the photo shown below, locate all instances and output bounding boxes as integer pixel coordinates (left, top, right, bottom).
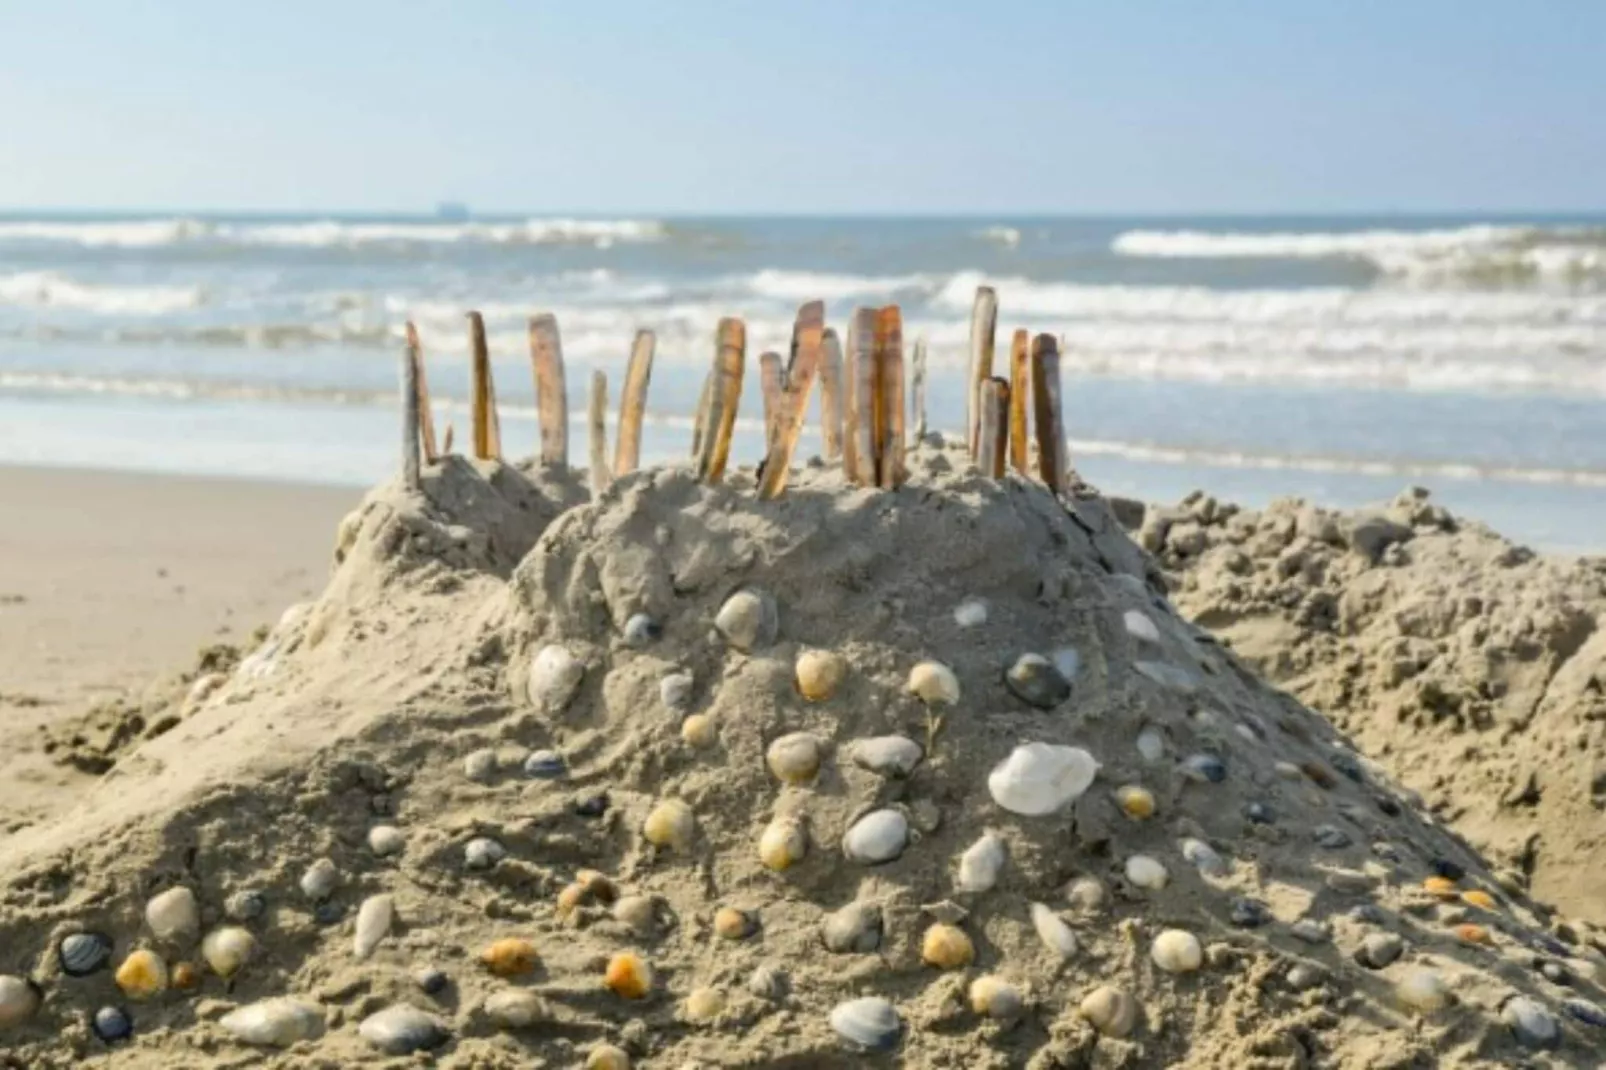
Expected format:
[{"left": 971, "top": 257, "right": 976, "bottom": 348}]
[{"left": 0, "top": 466, "right": 357, "bottom": 832}]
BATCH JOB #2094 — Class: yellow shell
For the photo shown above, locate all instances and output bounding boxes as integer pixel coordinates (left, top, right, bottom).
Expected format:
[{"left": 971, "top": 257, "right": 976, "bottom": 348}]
[
  {"left": 481, "top": 937, "right": 540, "bottom": 977},
  {"left": 1114, "top": 784, "right": 1156, "bottom": 821},
  {"left": 713, "top": 907, "right": 757, "bottom": 941},
  {"left": 681, "top": 713, "right": 718, "bottom": 748},
  {"left": 907, "top": 661, "right": 961, "bottom": 706},
  {"left": 1461, "top": 889, "right": 1497, "bottom": 911},
  {"left": 643, "top": 799, "right": 697, "bottom": 851},
  {"left": 683, "top": 986, "right": 726, "bottom": 1023},
  {"left": 586, "top": 1044, "right": 632, "bottom": 1070},
  {"left": 200, "top": 927, "right": 255, "bottom": 980},
  {"left": 921, "top": 923, "right": 976, "bottom": 970},
  {"left": 758, "top": 817, "right": 807, "bottom": 871},
  {"left": 604, "top": 951, "right": 653, "bottom": 999},
  {"left": 765, "top": 733, "right": 824, "bottom": 785},
  {"left": 1454, "top": 923, "right": 1492, "bottom": 946},
  {"left": 170, "top": 961, "right": 200, "bottom": 991},
  {"left": 796, "top": 650, "right": 847, "bottom": 702},
  {"left": 556, "top": 882, "right": 587, "bottom": 919},
  {"left": 114, "top": 949, "right": 169, "bottom": 1000},
  {"left": 1423, "top": 877, "right": 1458, "bottom": 899}
]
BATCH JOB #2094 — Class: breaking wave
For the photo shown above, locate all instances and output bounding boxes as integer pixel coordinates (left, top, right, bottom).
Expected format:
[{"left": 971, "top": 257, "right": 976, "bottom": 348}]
[{"left": 0, "top": 217, "right": 669, "bottom": 249}]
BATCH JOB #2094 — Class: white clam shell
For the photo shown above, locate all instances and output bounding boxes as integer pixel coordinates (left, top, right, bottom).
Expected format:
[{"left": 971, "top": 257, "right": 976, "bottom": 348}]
[
  {"left": 842, "top": 809, "right": 909, "bottom": 865},
  {"left": 1030, "top": 902, "right": 1078, "bottom": 958},
  {"left": 300, "top": 858, "right": 340, "bottom": 900},
  {"left": 368, "top": 825, "right": 406, "bottom": 857},
  {"left": 145, "top": 887, "right": 200, "bottom": 946},
  {"left": 1150, "top": 929, "right": 1203, "bottom": 973},
  {"left": 1123, "top": 610, "right": 1161, "bottom": 643},
  {"left": 528, "top": 644, "right": 584, "bottom": 712},
  {"left": 906, "top": 661, "right": 960, "bottom": 706},
  {"left": 955, "top": 832, "right": 1006, "bottom": 893},
  {"left": 987, "top": 743, "right": 1099, "bottom": 816},
  {"left": 714, "top": 589, "right": 778, "bottom": 651},
  {"left": 354, "top": 894, "right": 394, "bottom": 960},
  {"left": 1125, "top": 854, "right": 1169, "bottom": 890},
  {"left": 766, "top": 732, "right": 824, "bottom": 784},
  {"left": 201, "top": 926, "right": 256, "bottom": 979},
  {"left": 851, "top": 735, "right": 924, "bottom": 778},
  {"left": 220, "top": 998, "right": 325, "bottom": 1048},
  {"left": 829, "top": 996, "right": 902, "bottom": 1052}
]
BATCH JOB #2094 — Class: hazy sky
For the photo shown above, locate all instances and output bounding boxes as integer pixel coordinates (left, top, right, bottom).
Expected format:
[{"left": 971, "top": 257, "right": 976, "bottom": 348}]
[{"left": 2, "top": 1, "right": 1602, "bottom": 214}]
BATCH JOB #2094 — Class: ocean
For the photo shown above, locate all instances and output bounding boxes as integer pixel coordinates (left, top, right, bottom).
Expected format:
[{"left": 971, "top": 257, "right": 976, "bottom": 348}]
[{"left": 1, "top": 212, "right": 1603, "bottom": 552}]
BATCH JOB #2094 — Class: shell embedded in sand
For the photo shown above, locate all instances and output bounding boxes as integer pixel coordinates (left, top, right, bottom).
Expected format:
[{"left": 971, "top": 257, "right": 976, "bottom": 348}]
[
  {"left": 91, "top": 1005, "right": 132, "bottom": 1043},
  {"left": 1052, "top": 646, "right": 1081, "bottom": 681},
  {"left": 114, "top": 949, "right": 168, "bottom": 1000},
  {"left": 1066, "top": 876, "right": 1107, "bottom": 912},
  {"left": 1502, "top": 996, "right": 1560, "bottom": 1050},
  {"left": 683, "top": 986, "right": 726, "bottom": 1024},
  {"left": 714, "top": 589, "right": 778, "bottom": 651},
  {"left": 954, "top": 599, "right": 988, "bottom": 628},
  {"left": 1181, "top": 838, "right": 1228, "bottom": 877},
  {"left": 219, "top": 998, "right": 326, "bottom": 1048},
  {"left": 969, "top": 976, "right": 1024, "bottom": 1020},
  {"left": 59, "top": 931, "right": 114, "bottom": 977},
  {"left": 170, "top": 962, "right": 200, "bottom": 990},
  {"left": 1004, "top": 653, "right": 1071, "bottom": 708},
  {"left": 759, "top": 816, "right": 808, "bottom": 870},
  {"left": 1079, "top": 985, "right": 1138, "bottom": 1038},
  {"left": 358, "top": 1004, "right": 449, "bottom": 1054},
  {"left": 523, "top": 750, "right": 566, "bottom": 779},
  {"left": 906, "top": 660, "right": 961, "bottom": 706},
  {"left": 1125, "top": 854, "right": 1169, "bottom": 890},
  {"left": 528, "top": 644, "right": 584, "bottom": 712},
  {"left": 714, "top": 907, "right": 758, "bottom": 941},
  {"left": 1462, "top": 889, "right": 1497, "bottom": 911},
  {"left": 604, "top": 951, "right": 653, "bottom": 999},
  {"left": 795, "top": 649, "right": 847, "bottom": 701},
  {"left": 1181, "top": 752, "right": 1227, "bottom": 783},
  {"left": 1422, "top": 876, "right": 1458, "bottom": 898},
  {"left": 748, "top": 964, "right": 789, "bottom": 1001},
  {"left": 660, "top": 671, "right": 694, "bottom": 710},
  {"left": 480, "top": 937, "right": 539, "bottom": 977},
  {"left": 1030, "top": 902, "right": 1078, "bottom": 958},
  {"left": 842, "top": 809, "right": 909, "bottom": 865},
  {"left": 300, "top": 858, "right": 340, "bottom": 901},
  {"left": 145, "top": 887, "right": 200, "bottom": 946},
  {"left": 955, "top": 832, "right": 1007, "bottom": 893},
  {"left": 1396, "top": 969, "right": 1451, "bottom": 1013},
  {"left": 766, "top": 732, "right": 824, "bottom": 785},
  {"left": 612, "top": 895, "right": 659, "bottom": 934},
  {"left": 622, "top": 612, "right": 661, "bottom": 647},
  {"left": 830, "top": 996, "right": 902, "bottom": 1053},
  {"left": 851, "top": 735, "right": 924, "bottom": 778},
  {"left": 354, "top": 894, "right": 394, "bottom": 960},
  {"left": 1124, "top": 609, "right": 1161, "bottom": 643},
  {"left": 822, "top": 901, "right": 883, "bottom": 953},
  {"left": 1150, "top": 929, "right": 1203, "bottom": 973},
  {"left": 586, "top": 1045, "right": 632, "bottom": 1070},
  {"left": 680, "top": 713, "right": 718, "bottom": 747},
  {"left": 1135, "top": 725, "right": 1166, "bottom": 762},
  {"left": 1115, "top": 784, "right": 1156, "bottom": 820},
  {"left": 987, "top": 743, "right": 1099, "bottom": 816},
  {"left": 643, "top": 799, "right": 698, "bottom": 851},
  {"left": 485, "top": 989, "right": 548, "bottom": 1029},
  {"left": 200, "top": 927, "right": 255, "bottom": 979},
  {"left": 464, "top": 837, "right": 506, "bottom": 870},
  {"left": 1455, "top": 923, "right": 1492, "bottom": 946},
  {"left": 0, "top": 975, "right": 41, "bottom": 1029},
  {"left": 368, "top": 825, "right": 406, "bottom": 857},
  {"left": 575, "top": 869, "right": 617, "bottom": 904}
]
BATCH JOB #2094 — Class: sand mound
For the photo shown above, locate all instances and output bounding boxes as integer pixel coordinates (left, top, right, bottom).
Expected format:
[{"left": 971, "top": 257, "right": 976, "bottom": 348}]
[
  {"left": 2, "top": 453, "right": 1604, "bottom": 1067},
  {"left": 1135, "top": 489, "right": 1606, "bottom": 926}
]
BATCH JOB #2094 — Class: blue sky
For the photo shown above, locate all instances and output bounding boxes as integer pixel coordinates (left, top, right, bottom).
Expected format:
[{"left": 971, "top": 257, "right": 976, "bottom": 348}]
[{"left": 1, "top": 1, "right": 1602, "bottom": 214}]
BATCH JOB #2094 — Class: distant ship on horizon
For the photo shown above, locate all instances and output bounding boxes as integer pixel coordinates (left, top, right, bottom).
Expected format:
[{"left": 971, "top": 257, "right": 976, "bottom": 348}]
[{"left": 434, "top": 201, "right": 470, "bottom": 222}]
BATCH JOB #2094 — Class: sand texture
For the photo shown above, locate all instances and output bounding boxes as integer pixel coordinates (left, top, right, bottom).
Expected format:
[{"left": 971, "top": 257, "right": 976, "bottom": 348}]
[
  {"left": 1, "top": 451, "right": 1603, "bottom": 1067},
  {"left": 1135, "top": 488, "right": 1606, "bottom": 928}
]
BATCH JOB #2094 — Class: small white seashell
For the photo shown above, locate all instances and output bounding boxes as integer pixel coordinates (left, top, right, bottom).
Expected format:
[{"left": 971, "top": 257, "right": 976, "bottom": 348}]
[
  {"left": 485, "top": 989, "right": 548, "bottom": 1029},
  {"left": 987, "top": 743, "right": 1099, "bottom": 816},
  {"left": 1395, "top": 969, "right": 1451, "bottom": 1014},
  {"left": 528, "top": 644, "right": 584, "bottom": 712},
  {"left": 145, "top": 886, "right": 200, "bottom": 946},
  {"left": 969, "top": 975, "right": 1024, "bottom": 1020},
  {"left": 219, "top": 998, "right": 325, "bottom": 1048},
  {"left": 1135, "top": 725, "right": 1166, "bottom": 762},
  {"left": 368, "top": 825, "right": 405, "bottom": 857},
  {"left": 359, "top": 1004, "right": 449, "bottom": 1054},
  {"left": 659, "top": 671, "right": 694, "bottom": 711},
  {"left": 300, "top": 858, "right": 340, "bottom": 901},
  {"left": 1051, "top": 647, "right": 1081, "bottom": 681},
  {"left": 714, "top": 589, "right": 778, "bottom": 651},
  {"left": 464, "top": 837, "right": 506, "bottom": 871},
  {"left": 842, "top": 809, "right": 909, "bottom": 865},
  {"left": 1150, "top": 929, "right": 1203, "bottom": 973},
  {"left": 354, "top": 894, "right": 394, "bottom": 960},
  {"left": 201, "top": 926, "right": 256, "bottom": 979},
  {"left": 955, "top": 832, "right": 1006, "bottom": 893},
  {"left": 1125, "top": 854, "right": 1169, "bottom": 890},
  {"left": 0, "top": 975, "right": 40, "bottom": 1030},
  {"left": 829, "top": 996, "right": 902, "bottom": 1053},
  {"left": 1030, "top": 902, "right": 1078, "bottom": 958},
  {"left": 953, "top": 599, "right": 988, "bottom": 628},
  {"left": 1124, "top": 610, "right": 1161, "bottom": 643},
  {"left": 906, "top": 661, "right": 960, "bottom": 706},
  {"left": 851, "top": 735, "right": 924, "bottom": 778}
]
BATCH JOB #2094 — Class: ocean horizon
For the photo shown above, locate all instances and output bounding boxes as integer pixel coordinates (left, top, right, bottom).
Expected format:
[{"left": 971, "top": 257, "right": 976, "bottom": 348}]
[{"left": 2, "top": 209, "right": 1604, "bottom": 552}]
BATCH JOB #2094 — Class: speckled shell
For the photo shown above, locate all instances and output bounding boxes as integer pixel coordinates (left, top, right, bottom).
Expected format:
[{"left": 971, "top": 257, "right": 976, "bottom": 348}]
[
  {"left": 604, "top": 952, "right": 653, "bottom": 999},
  {"left": 643, "top": 799, "right": 697, "bottom": 850},
  {"left": 955, "top": 832, "right": 1006, "bottom": 893},
  {"left": 219, "top": 998, "right": 326, "bottom": 1048},
  {"left": 842, "top": 809, "right": 909, "bottom": 865},
  {"left": 906, "top": 661, "right": 960, "bottom": 706},
  {"left": 829, "top": 996, "right": 903, "bottom": 1053},
  {"left": 987, "top": 743, "right": 1099, "bottom": 816},
  {"left": 795, "top": 650, "right": 847, "bottom": 702},
  {"left": 1150, "top": 929, "right": 1203, "bottom": 973},
  {"left": 765, "top": 733, "right": 824, "bottom": 785},
  {"left": 200, "top": 927, "right": 256, "bottom": 980},
  {"left": 527, "top": 644, "right": 584, "bottom": 712},
  {"left": 114, "top": 949, "right": 168, "bottom": 1000}
]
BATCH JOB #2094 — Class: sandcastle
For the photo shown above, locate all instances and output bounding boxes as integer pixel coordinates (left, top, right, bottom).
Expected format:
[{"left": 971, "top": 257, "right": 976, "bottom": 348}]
[{"left": 0, "top": 291, "right": 1603, "bottom": 1067}]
